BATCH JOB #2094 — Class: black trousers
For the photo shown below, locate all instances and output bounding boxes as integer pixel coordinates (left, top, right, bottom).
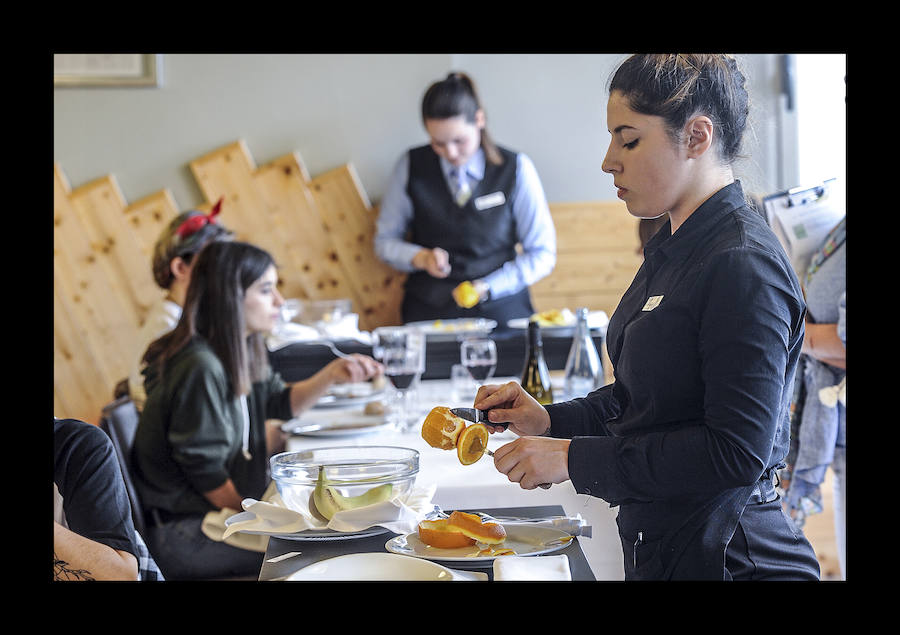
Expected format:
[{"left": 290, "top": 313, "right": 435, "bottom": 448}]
[{"left": 724, "top": 498, "right": 821, "bottom": 581}]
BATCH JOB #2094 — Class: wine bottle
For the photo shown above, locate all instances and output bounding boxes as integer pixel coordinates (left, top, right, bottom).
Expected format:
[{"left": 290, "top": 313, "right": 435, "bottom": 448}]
[
  {"left": 520, "top": 320, "right": 554, "bottom": 405},
  {"left": 564, "top": 307, "right": 603, "bottom": 399}
]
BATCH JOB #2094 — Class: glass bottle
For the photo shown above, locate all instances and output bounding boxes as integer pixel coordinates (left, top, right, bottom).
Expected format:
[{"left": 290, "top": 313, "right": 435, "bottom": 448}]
[
  {"left": 564, "top": 307, "right": 603, "bottom": 399},
  {"left": 520, "top": 320, "right": 554, "bottom": 405}
]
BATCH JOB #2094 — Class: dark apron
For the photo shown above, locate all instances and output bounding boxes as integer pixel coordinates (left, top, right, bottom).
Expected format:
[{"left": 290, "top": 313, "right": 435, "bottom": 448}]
[
  {"left": 616, "top": 465, "right": 819, "bottom": 580},
  {"left": 617, "top": 483, "right": 756, "bottom": 580}
]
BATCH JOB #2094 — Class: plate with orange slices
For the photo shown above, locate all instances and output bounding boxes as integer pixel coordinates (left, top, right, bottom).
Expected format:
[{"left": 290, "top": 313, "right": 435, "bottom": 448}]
[{"left": 385, "top": 523, "right": 574, "bottom": 566}]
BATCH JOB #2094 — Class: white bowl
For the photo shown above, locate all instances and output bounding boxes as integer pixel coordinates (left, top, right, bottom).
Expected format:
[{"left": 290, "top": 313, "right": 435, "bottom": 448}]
[{"left": 286, "top": 552, "right": 453, "bottom": 581}]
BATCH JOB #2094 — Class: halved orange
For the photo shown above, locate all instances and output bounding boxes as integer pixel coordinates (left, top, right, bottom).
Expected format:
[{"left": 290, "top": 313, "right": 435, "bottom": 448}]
[
  {"left": 417, "top": 519, "right": 476, "bottom": 549},
  {"left": 456, "top": 423, "right": 489, "bottom": 465},
  {"left": 422, "top": 406, "right": 467, "bottom": 450}
]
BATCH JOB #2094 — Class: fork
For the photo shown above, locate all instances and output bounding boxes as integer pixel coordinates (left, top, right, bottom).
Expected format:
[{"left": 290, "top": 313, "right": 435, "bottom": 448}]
[
  {"left": 429, "top": 506, "right": 565, "bottom": 524},
  {"left": 317, "top": 339, "right": 354, "bottom": 361}
]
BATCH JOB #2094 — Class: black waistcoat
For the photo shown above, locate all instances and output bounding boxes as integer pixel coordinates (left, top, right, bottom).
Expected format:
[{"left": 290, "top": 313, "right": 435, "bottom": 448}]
[{"left": 404, "top": 144, "right": 518, "bottom": 308}]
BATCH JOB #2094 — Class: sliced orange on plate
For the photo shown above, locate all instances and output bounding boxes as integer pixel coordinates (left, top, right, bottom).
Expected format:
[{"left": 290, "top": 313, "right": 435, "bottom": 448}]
[
  {"left": 456, "top": 423, "right": 489, "bottom": 465},
  {"left": 417, "top": 519, "right": 476, "bottom": 549}
]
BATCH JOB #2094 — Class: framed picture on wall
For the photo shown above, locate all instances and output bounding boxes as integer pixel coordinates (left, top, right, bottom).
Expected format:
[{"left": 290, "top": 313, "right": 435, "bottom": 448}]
[{"left": 54, "top": 54, "right": 162, "bottom": 87}]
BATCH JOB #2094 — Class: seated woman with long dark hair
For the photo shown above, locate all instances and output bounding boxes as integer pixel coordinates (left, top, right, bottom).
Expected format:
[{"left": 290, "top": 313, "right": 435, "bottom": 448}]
[{"left": 132, "top": 240, "right": 381, "bottom": 579}]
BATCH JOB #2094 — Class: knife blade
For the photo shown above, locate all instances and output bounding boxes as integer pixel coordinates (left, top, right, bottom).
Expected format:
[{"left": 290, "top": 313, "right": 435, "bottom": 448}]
[{"left": 450, "top": 407, "right": 509, "bottom": 429}]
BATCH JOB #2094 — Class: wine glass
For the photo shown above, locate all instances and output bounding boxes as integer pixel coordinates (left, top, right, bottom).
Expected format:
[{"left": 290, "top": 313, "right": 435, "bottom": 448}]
[
  {"left": 460, "top": 338, "right": 497, "bottom": 387},
  {"left": 373, "top": 327, "right": 426, "bottom": 432}
]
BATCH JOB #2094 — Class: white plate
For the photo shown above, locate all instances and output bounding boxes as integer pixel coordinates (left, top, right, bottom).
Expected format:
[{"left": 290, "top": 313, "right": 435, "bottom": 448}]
[
  {"left": 286, "top": 552, "right": 455, "bottom": 581},
  {"left": 405, "top": 318, "right": 497, "bottom": 340},
  {"left": 224, "top": 512, "right": 389, "bottom": 541},
  {"left": 281, "top": 411, "right": 391, "bottom": 437},
  {"left": 385, "top": 524, "right": 575, "bottom": 566},
  {"left": 507, "top": 310, "right": 609, "bottom": 332},
  {"left": 314, "top": 383, "right": 385, "bottom": 409}
]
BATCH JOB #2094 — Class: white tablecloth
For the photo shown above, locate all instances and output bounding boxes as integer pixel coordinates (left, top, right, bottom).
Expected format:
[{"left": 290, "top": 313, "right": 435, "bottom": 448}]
[{"left": 284, "top": 378, "right": 625, "bottom": 580}]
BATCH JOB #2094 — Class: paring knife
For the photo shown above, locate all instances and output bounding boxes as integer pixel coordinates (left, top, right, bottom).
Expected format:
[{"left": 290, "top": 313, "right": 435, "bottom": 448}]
[
  {"left": 450, "top": 408, "right": 551, "bottom": 490},
  {"left": 450, "top": 407, "right": 508, "bottom": 429}
]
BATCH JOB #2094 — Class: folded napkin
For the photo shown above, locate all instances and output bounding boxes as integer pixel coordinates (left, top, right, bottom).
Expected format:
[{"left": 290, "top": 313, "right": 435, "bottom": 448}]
[
  {"left": 202, "top": 507, "right": 270, "bottom": 552},
  {"left": 222, "top": 483, "right": 437, "bottom": 540},
  {"left": 493, "top": 555, "right": 571, "bottom": 581}
]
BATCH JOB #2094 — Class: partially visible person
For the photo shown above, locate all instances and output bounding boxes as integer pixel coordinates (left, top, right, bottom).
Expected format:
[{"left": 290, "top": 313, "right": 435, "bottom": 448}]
[
  {"left": 779, "top": 216, "right": 846, "bottom": 579},
  {"left": 374, "top": 71, "right": 556, "bottom": 324},
  {"left": 127, "top": 198, "right": 232, "bottom": 410},
  {"left": 132, "top": 241, "right": 381, "bottom": 580},
  {"left": 473, "top": 54, "right": 820, "bottom": 580},
  {"left": 54, "top": 417, "right": 153, "bottom": 581}
]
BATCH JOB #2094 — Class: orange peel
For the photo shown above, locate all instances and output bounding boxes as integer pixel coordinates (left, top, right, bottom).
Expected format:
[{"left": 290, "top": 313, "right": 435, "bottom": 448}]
[
  {"left": 417, "top": 519, "right": 476, "bottom": 549},
  {"left": 421, "top": 406, "right": 467, "bottom": 450},
  {"left": 447, "top": 510, "right": 507, "bottom": 544}
]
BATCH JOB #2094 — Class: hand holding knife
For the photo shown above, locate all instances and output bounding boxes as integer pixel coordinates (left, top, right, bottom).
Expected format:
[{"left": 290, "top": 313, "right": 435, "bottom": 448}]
[{"left": 450, "top": 407, "right": 551, "bottom": 489}]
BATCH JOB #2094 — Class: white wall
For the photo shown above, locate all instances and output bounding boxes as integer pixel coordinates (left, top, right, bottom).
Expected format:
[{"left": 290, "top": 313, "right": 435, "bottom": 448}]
[{"left": 54, "top": 53, "right": 789, "bottom": 211}]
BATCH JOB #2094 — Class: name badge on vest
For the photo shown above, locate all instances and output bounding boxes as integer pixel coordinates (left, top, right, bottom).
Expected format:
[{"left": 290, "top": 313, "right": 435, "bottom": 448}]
[
  {"left": 642, "top": 295, "right": 663, "bottom": 311},
  {"left": 474, "top": 191, "right": 506, "bottom": 211}
]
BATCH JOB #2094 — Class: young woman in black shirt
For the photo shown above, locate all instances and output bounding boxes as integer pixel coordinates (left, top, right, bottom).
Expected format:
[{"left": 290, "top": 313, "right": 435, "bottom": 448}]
[{"left": 473, "top": 54, "right": 820, "bottom": 580}]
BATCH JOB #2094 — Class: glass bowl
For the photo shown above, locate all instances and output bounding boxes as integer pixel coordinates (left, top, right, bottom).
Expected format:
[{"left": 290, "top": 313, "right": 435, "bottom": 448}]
[
  {"left": 270, "top": 446, "right": 419, "bottom": 516},
  {"left": 299, "top": 299, "right": 352, "bottom": 325}
]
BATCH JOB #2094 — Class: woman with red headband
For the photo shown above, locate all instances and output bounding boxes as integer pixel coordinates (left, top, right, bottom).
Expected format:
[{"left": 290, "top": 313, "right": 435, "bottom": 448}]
[{"left": 127, "top": 199, "right": 232, "bottom": 410}]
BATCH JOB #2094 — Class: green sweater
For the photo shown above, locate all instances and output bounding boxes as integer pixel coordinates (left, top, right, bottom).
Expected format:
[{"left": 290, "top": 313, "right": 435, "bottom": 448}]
[{"left": 132, "top": 336, "right": 293, "bottom": 516}]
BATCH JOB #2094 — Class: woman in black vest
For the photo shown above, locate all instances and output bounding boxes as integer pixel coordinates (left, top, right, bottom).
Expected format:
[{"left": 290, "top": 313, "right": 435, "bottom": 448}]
[{"left": 374, "top": 72, "right": 556, "bottom": 325}]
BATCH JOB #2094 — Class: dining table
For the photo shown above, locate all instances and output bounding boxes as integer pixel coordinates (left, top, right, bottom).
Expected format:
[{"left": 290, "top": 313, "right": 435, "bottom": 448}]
[{"left": 252, "top": 375, "right": 626, "bottom": 581}]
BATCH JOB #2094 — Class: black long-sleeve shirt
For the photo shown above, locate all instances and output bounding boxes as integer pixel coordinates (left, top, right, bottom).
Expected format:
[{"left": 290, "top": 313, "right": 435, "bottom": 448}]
[{"left": 546, "top": 181, "right": 805, "bottom": 509}]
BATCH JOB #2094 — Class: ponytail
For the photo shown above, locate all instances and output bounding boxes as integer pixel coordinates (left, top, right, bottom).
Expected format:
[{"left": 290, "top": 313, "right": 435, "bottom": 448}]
[{"left": 421, "top": 71, "right": 503, "bottom": 166}]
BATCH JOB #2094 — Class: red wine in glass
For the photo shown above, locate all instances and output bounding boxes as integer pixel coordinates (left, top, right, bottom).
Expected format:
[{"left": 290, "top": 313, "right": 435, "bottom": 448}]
[
  {"left": 464, "top": 361, "right": 496, "bottom": 382},
  {"left": 387, "top": 371, "right": 416, "bottom": 390}
]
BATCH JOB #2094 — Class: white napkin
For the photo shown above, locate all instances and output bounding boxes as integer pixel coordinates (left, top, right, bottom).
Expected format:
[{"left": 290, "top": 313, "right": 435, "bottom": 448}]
[
  {"left": 202, "top": 507, "right": 270, "bottom": 552},
  {"left": 201, "top": 481, "right": 280, "bottom": 553},
  {"left": 222, "top": 483, "right": 437, "bottom": 540},
  {"left": 493, "top": 555, "right": 571, "bottom": 581},
  {"left": 818, "top": 376, "right": 846, "bottom": 408}
]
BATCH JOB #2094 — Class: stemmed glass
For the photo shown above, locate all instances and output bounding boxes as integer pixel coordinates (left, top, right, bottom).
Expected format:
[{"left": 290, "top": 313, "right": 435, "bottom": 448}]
[
  {"left": 460, "top": 338, "right": 497, "bottom": 387},
  {"left": 373, "top": 327, "right": 426, "bottom": 432}
]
